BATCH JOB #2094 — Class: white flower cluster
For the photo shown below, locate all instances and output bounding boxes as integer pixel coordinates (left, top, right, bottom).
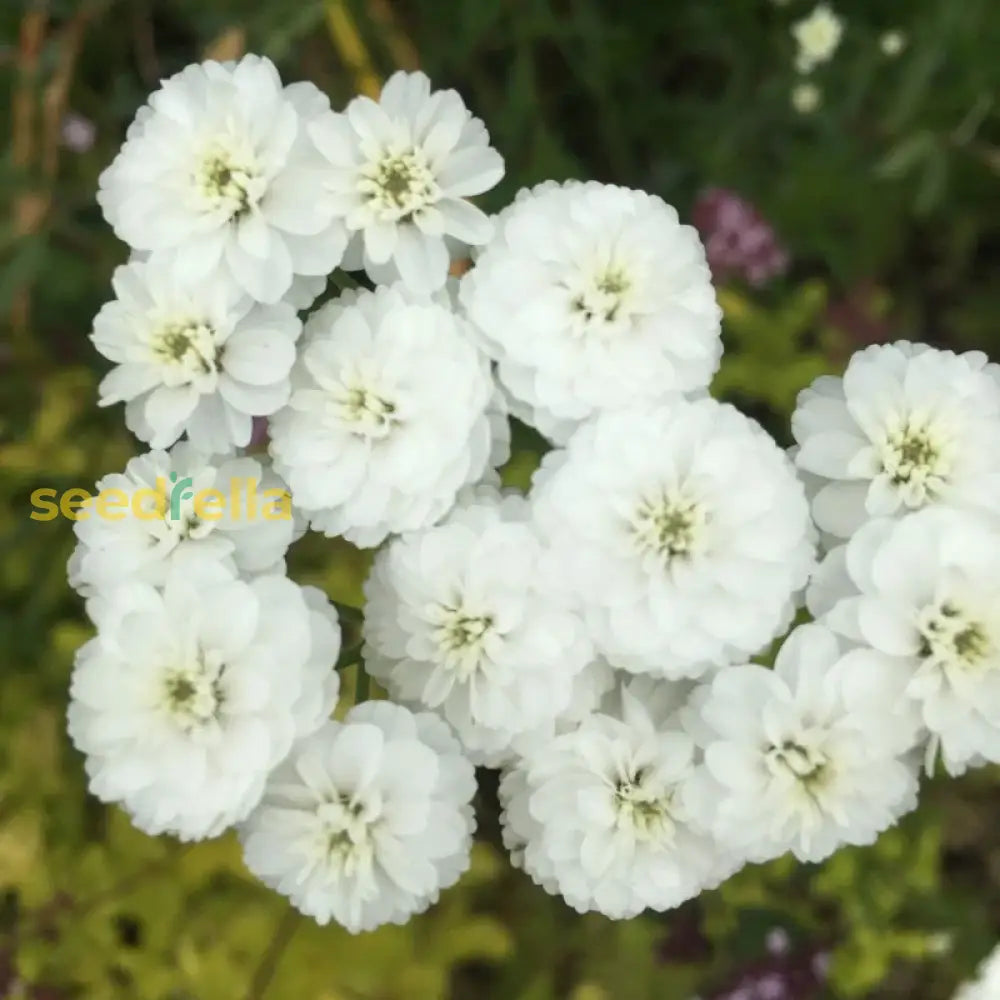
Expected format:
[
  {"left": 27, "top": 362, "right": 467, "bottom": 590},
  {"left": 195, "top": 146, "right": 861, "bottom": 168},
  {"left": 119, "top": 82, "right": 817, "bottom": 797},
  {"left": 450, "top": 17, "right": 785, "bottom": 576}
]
[{"left": 67, "top": 53, "right": 997, "bottom": 934}]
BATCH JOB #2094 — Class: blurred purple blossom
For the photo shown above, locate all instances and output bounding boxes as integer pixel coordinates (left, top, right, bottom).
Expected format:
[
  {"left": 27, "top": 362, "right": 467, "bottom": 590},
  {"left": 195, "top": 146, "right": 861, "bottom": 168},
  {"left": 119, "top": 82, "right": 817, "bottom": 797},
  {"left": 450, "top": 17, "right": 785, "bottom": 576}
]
[
  {"left": 60, "top": 112, "right": 96, "bottom": 153},
  {"left": 691, "top": 187, "right": 789, "bottom": 288},
  {"left": 702, "top": 944, "right": 828, "bottom": 1000}
]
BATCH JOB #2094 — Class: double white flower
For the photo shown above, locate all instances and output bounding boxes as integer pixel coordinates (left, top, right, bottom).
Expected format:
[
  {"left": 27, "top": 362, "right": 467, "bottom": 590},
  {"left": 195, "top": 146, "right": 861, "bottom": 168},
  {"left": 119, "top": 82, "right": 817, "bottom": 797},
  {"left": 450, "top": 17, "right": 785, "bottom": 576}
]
[
  {"left": 811, "top": 508, "right": 1000, "bottom": 775},
  {"left": 792, "top": 342, "right": 1000, "bottom": 540},
  {"left": 687, "top": 624, "right": 920, "bottom": 864},
  {"left": 363, "top": 489, "right": 594, "bottom": 762},
  {"left": 99, "top": 56, "right": 348, "bottom": 304},
  {"left": 532, "top": 399, "right": 815, "bottom": 675},
  {"left": 462, "top": 181, "right": 722, "bottom": 442},
  {"left": 69, "top": 561, "right": 340, "bottom": 840},
  {"left": 240, "top": 701, "right": 476, "bottom": 933},
  {"left": 309, "top": 70, "right": 504, "bottom": 293},
  {"left": 268, "top": 284, "right": 504, "bottom": 546}
]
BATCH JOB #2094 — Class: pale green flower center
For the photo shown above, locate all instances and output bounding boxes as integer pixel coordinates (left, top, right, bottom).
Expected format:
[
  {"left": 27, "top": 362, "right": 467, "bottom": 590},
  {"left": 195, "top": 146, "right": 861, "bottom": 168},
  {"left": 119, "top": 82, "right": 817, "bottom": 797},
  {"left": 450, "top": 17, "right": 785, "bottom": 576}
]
[
  {"left": 919, "top": 602, "right": 993, "bottom": 672},
  {"left": 613, "top": 771, "right": 676, "bottom": 842},
  {"left": 151, "top": 321, "right": 218, "bottom": 381},
  {"left": 766, "top": 739, "right": 828, "bottom": 786},
  {"left": 879, "top": 418, "right": 950, "bottom": 506},
  {"left": 359, "top": 148, "right": 439, "bottom": 222},
  {"left": 316, "top": 795, "right": 377, "bottom": 877},
  {"left": 161, "top": 653, "right": 225, "bottom": 730},
  {"left": 630, "top": 491, "right": 706, "bottom": 564},
  {"left": 570, "top": 266, "right": 633, "bottom": 329},
  {"left": 431, "top": 602, "right": 495, "bottom": 679},
  {"left": 335, "top": 383, "right": 399, "bottom": 439},
  {"left": 198, "top": 149, "right": 259, "bottom": 219}
]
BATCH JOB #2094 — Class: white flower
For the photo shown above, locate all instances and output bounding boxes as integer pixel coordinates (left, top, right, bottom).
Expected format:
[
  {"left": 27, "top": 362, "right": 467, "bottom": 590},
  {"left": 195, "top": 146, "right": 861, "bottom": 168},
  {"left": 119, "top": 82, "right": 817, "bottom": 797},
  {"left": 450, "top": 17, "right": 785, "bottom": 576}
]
[
  {"left": 68, "top": 563, "right": 340, "bottom": 840},
  {"left": 791, "top": 82, "right": 822, "bottom": 114},
  {"left": 792, "top": 4, "right": 844, "bottom": 73},
  {"left": 461, "top": 181, "right": 722, "bottom": 443},
  {"left": 954, "top": 943, "right": 1000, "bottom": 1000},
  {"left": 812, "top": 507, "right": 1000, "bottom": 775},
  {"left": 792, "top": 342, "right": 1000, "bottom": 540},
  {"left": 531, "top": 399, "right": 815, "bottom": 675},
  {"left": 500, "top": 679, "right": 738, "bottom": 918},
  {"left": 880, "top": 30, "right": 907, "bottom": 57},
  {"left": 688, "top": 623, "right": 920, "bottom": 864},
  {"left": 309, "top": 70, "right": 504, "bottom": 293},
  {"left": 268, "top": 284, "right": 504, "bottom": 547},
  {"left": 98, "top": 56, "right": 347, "bottom": 304},
  {"left": 239, "top": 701, "right": 475, "bottom": 932},
  {"left": 92, "top": 258, "right": 301, "bottom": 452},
  {"left": 68, "top": 443, "right": 297, "bottom": 595},
  {"left": 363, "top": 489, "right": 594, "bottom": 762}
]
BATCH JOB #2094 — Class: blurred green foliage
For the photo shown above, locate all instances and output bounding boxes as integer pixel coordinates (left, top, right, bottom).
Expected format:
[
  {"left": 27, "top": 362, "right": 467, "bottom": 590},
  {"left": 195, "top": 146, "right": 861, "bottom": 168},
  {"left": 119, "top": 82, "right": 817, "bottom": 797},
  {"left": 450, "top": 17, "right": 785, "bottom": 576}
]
[{"left": 2, "top": 0, "right": 1000, "bottom": 997}]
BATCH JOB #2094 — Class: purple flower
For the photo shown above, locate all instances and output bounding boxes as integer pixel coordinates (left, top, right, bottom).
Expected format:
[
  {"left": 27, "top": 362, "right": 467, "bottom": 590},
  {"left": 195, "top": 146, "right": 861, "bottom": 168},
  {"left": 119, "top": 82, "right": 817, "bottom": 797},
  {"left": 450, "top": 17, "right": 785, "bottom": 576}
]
[{"left": 691, "top": 187, "right": 789, "bottom": 288}]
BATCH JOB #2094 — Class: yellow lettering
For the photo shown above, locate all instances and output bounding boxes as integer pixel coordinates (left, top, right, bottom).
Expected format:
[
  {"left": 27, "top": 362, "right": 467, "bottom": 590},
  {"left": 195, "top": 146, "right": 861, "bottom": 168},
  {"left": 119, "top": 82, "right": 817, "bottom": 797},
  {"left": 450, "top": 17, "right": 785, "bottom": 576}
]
[
  {"left": 29, "top": 488, "right": 59, "bottom": 521},
  {"left": 60, "top": 488, "right": 92, "bottom": 521},
  {"left": 194, "top": 489, "right": 225, "bottom": 521}
]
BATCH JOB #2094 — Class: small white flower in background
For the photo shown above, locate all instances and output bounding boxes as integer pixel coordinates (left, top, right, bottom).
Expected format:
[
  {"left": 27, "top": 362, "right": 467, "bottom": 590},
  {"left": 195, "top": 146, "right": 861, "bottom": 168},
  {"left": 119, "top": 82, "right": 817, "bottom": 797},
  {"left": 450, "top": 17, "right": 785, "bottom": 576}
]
[
  {"left": 791, "top": 82, "right": 823, "bottom": 114},
  {"left": 93, "top": 256, "right": 301, "bottom": 453},
  {"left": 687, "top": 623, "right": 920, "bottom": 865},
  {"left": 791, "top": 341, "right": 1000, "bottom": 540},
  {"left": 500, "top": 679, "right": 739, "bottom": 918},
  {"left": 363, "top": 488, "right": 594, "bottom": 763},
  {"left": 98, "top": 56, "right": 348, "bottom": 304},
  {"left": 239, "top": 701, "right": 475, "bottom": 933},
  {"left": 309, "top": 70, "right": 504, "bottom": 293},
  {"left": 531, "top": 399, "right": 815, "bottom": 676},
  {"left": 792, "top": 4, "right": 844, "bottom": 73},
  {"left": 880, "top": 30, "right": 907, "bottom": 57},
  {"left": 67, "top": 443, "right": 297, "bottom": 595},
  {"left": 61, "top": 111, "right": 96, "bottom": 153},
  {"left": 955, "top": 943, "right": 1000, "bottom": 1000},
  {"left": 461, "top": 180, "right": 722, "bottom": 443},
  {"left": 68, "top": 563, "right": 340, "bottom": 841},
  {"left": 811, "top": 507, "right": 1000, "bottom": 776},
  {"left": 268, "top": 283, "right": 505, "bottom": 547}
]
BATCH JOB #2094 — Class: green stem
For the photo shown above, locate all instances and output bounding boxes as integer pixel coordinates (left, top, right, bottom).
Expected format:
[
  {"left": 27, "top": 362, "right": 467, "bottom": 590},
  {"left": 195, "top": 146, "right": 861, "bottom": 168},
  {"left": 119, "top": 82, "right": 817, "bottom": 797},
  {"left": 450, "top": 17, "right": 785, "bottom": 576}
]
[
  {"left": 329, "top": 268, "right": 360, "bottom": 291},
  {"left": 355, "top": 662, "right": 371, "bottom": 704},
  {"left": 244, "top": 907, "right": 301, "bottom": 1000}
]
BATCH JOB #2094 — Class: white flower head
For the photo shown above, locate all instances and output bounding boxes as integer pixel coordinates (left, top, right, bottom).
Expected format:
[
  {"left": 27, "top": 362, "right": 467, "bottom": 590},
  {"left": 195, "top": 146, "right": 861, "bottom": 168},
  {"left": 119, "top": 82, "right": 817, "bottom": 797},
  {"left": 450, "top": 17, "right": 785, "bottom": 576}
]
[
  {"left": 792, "top": 342, "right": 1000, "bottom": 540},
  {"left": 68, "top": 563, "right": 341, "bottom": 840},
  {"left": 268, "top": 283, "right": 505, "bottom": 547},
  {"left": 880, "top": 30, "right": 907, "bottom": 57},
  {"left": 363, "top": 489, "right": 594, "bottom": 762},
  {"left": 68, "top": 443, "right": 298, "bottom": 595},
  {"left": 531, "top": 399, "right": 816, "bottom": 675},
  {"left": 688, "top": 623, "right": 920, "bottom": 864},
  {"left": 98, "top": 56, "right": 347, "bottom": 303},
  {"left": 792, "top": 4, "right": 844, "bottom": 73},
  {"left": 461, "top": 181, "right": 722, "bottom": 443},
  {"left": 813, "top": 507, "right": 1000, "bottom": 775},
  {"left": 309, "top": 70, "right": 504, "bottom": 293},
  {"left": 93, "top": 257, "right": 301, "bottom": 452},
  {"left": 500, "top": 678, "right": 739, "bottom": 919},
  {"left": 791, "top": 82, "right": 822, "bottom": 114},
  {"left": 240, "top": 701, "right": 476, "bottom": 933}
]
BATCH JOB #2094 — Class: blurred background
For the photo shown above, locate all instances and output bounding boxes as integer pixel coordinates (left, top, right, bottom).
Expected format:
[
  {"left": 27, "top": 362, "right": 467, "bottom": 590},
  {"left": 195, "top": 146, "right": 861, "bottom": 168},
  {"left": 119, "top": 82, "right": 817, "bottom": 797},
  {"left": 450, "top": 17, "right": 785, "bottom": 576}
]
[{"left": 2, "top": 0, "right": 1000, "bottom": 997}]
